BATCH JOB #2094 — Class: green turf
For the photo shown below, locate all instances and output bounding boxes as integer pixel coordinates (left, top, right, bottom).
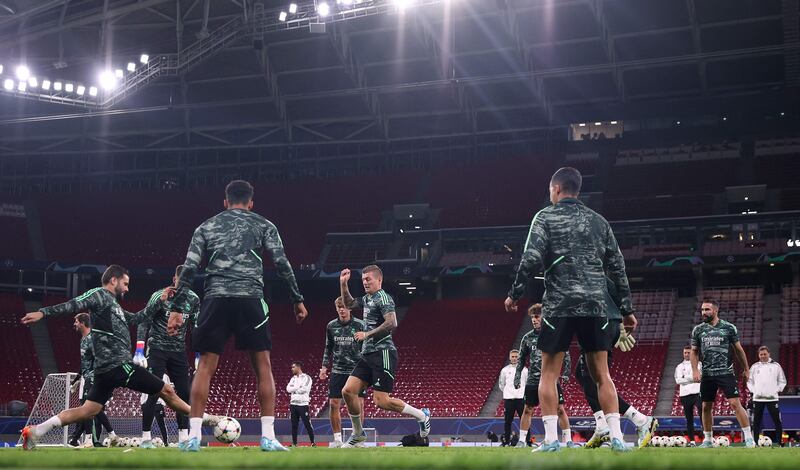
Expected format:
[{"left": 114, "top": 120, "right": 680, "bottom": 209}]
[{"left": 0, "top": 447, "right": 798, "bottom": 469}]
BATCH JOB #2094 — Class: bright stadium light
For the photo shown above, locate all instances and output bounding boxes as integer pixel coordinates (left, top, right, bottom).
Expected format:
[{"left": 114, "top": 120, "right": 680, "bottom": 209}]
[
  {"left": 3, "top": 78, "right": 13, "bottom": 90},
  {"left": 279, "top": 11, "right": 287, "bottom": 21},
  {"left": 76, "top": 85, "right": 85, "bottom": 95},
  {"left": 140, "top": 54, "right": 149, "bottom": 64},
  {"left": 99, "top": 70, "right": 117, "bottom": 90},
  {"left": 127, "top": 62, "right": 136, "bottom": 72},
  {"left": 41, "top": 79, "right": 51, "bottom": 90},
  {"left": 54, "top": 81, "right": 62, "bottom": 91},
  {"left": 17, "top": 81, "right": 26, "bottom": 91},
  {"left": 28, "top": 76, "right": 38, "bottom": 88},
  {"left": 89, "top": 86, "right": 98, "bottom": 96},
  {"left": 65, "top": 83, "right": 74, "bottom": 92},
  {"left": 317, "top": 2, "right": 330, "bottom": 16},
  {"left": 394, "top": 0, "right": 415, "bottom": 9},
  {"left": 15, "top": 65, "right": 30, "bottom": 81},
  {"left": 115, "top": 69, "right": 124, "bottom": 79},
  {"left": 0, "top": 64, "right": 4, "bottom": 74},
  {"left": 289, "top": 3, "right": 298, "bottom": 13}
]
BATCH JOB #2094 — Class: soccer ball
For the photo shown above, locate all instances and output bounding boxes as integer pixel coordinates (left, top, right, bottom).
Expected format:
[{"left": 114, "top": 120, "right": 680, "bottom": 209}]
[
  {"left": 102, "top": 437, "right": 110, "bottom": 447},
  {"left": 758, "top": 436, "right": 773, "bottom": 447},
  {"left": 671, "top": 436, "right": 687, "bottom": 447},
  {"left": 130, "top": 438, "right": 141, "bottom": 448},
  {"left": 650, "top": 436, "right": 664, "bottom": 447},
  {"left": 118, "top": 437, "right": 130, "bottom": 447},
  {"left": 715, "top": 436, "right": 730, "bottom": 447},
  {"left": 664, "top": 436, "right": 675, "bottom": 447},
  {"left": 168, "top": 442, "right": 179, "bottom": 448},
  {"left": 152, "top": 437, "right": 164, "bottom": 448},
  {"left": 213, "top": 417, "right": 241, "bottom": 444}
]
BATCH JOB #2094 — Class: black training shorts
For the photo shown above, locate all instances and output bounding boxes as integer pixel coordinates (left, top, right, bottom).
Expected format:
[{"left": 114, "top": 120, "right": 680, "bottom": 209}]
[
  {"left": 86, "top": 363, "right": 163, "bottom": 405},
  {"left": 329, "top": 373, "right": 366, "bottom": 399},
  {"left": 537, "top": 316, "right": 613, "bottom": 353},
  {"left": 350, "top": 349, "right": 397, "bottom": 393},
  {"left": 700, "top": 374, "right": 740, "bottom": 402},
  {"left": 193, "top": 297, "right": 272, "bottom": 354},
  {"left": 524, "top": 382, "right": 565, "bottom": 407}
]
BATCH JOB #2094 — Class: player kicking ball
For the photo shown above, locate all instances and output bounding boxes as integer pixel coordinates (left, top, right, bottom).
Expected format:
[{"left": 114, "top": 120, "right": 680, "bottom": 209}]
[
  {"left": 339, "top": 265, "right": 431, "bottom": 447},
  {"left": 19, "top": 265, "right": 220, "bottom": 450}
]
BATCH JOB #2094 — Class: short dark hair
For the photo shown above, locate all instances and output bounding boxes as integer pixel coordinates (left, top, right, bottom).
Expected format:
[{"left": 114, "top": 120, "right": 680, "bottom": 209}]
[
  {"left": 175, "top": 265, "right": 184, "bottom": 278},
  {"left": 362, "top": 265, "right": 383, "bottom": 279},
  {"left": 75, "top": 313, "right": 91, "bottom": 328},
  {"left": 101, "top": 265, "right": 129, "bottom": 285},
  {"left": 225, "top": 180, "right": 254, "bottom": 205},
  {"left": 550, "top": 167, "right": 582, "bottom": 195},
  {"left": 292, "top": 361, "right": 303, "bottom": 368},
  {"left": 683, "top": 345, "right": 693, "bottom": 350},
  {"left": 701, "top": 299, "right": 720, "bottom": 309},
  {"left": 759, "top": 346, "right": 770, "bottom": 353}
]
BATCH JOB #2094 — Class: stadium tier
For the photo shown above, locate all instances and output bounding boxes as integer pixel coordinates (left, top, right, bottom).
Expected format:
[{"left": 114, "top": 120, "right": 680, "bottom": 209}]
[{"left": 0, "top": 294, "right": 43, "bottom": 406}]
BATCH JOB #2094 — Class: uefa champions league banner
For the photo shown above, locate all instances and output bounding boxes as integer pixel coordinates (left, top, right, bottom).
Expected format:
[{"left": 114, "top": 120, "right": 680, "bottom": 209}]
[{"left": 1, "top": 398, "right": 797, "bottom": 443}]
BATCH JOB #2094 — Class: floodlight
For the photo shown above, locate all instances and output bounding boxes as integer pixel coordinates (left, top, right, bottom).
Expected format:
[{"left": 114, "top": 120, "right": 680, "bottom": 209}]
[
  {"left": 317, "top": 2, "right": 330, "bottom": 16},
  {"left": 140, "top": 54, "right": 149, "bottom": 63},
  {"left": 65, "top": 83, "right": 74, "bottom": 92},
  {"left": 76, "top": 85, "right": 85, "bottom": 95},
  {"left": 99, "top": 71, "right": 117, "bottom": 90},
  {"left": 115, "top": 69, "right": 123, "bottom": 79},
  {"left": 42, "top": 80, "right": 51, "bottom": 90},
  {"left": 3, "top": 78, "right": 13, "bottom": 90},
  {"left": 89, "top": 86, "right": 98, "bottom": 96},
  {"left": 28, "top": 77, "right": 38, "bottom": 87},
  {"left": 15, "top": 65, "right": 30, "bottom": 81},
  {"left": 17, "top": 81, "right": 26, "bottom": 91},
  {"left": 54, "top": 81, "right": 63, "bottom": 91},
  {"left": 127, "top": 62, "right": 136, "bottom": 72},
  {"left": 289, "top": 3, "right": 298, "bottom": 13},
  {"left": 279, "top": 11, "right": 287, "bottom": 21}
]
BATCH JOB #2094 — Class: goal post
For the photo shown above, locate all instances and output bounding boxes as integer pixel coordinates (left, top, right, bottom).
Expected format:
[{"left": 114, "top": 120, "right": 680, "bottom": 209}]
[{"left": 21, "top": 372, "right": 180, "bottom": 447}]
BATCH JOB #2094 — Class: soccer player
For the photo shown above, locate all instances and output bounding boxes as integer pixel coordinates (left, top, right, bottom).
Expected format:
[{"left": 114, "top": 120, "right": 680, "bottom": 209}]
[
  {"left": 498, "top": 349, "right": 526, "bottom": 446},
  {"left": 690, "top": 299, "right": 755, "bottom": 447},
  {"left": 504, "top": 167, "right": 636, "bottom": 452},
  {"left": 748, "top": 346, "right": 787, "bottom": 445},
  {"left": 578, "top": 278, "right": 657, "bottom": 449},
  {"left": 287, "top": 361, "right": 315, "bottom": 447},
  {"left": 319, "top": 297, "right": 366, "bottom": 448},
  {"left": 515, "top": 304, "right": 573, "bottom": 448},
  {"left": 675, "top": 345, "right": 701, "bottom": 445},
  {"left": 135, "top": 265, "right": 199, "bottom": 448},
  {"left": 166, "top": 180, "right": 308, "bottom": 452},
  {"left": 68, "top": 313, "right": 118, "bottom": 448},
  {"left": 19, "top": 265, "right": 211, "bottom": 450},
  {"left": 338, "top": 265, "right": 431, "bottom": 447}
]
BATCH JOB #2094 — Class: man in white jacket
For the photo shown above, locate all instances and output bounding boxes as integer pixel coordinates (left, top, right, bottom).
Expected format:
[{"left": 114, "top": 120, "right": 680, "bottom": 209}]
[
  {"left": 498, "top": 350, "right": 527, "bottom": 446},
  {"left": 287, "top": 361, "right": 315, "bottom": 446},
  {"left": 675, "top": 346, "right": 701, "bottom": 445},
  {"left": 748, "top": 346, "right": 787, "bottom": 446}
]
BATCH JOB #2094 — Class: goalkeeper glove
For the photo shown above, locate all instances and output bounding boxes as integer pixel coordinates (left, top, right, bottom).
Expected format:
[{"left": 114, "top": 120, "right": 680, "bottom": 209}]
[
  {"left": 615, "top": 324, "right": 636, "bottom": 352},
  {"left": 133, "top": 341, "right": 148, "bottom": 368},
  {"left": 70, "top": 380, "right": 80, "bottom": 394}
]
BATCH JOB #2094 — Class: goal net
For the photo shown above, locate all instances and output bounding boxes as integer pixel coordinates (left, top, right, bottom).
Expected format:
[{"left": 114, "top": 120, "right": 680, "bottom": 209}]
[{"left": 21, "top": 373, "right": 180, "bottom": 447}]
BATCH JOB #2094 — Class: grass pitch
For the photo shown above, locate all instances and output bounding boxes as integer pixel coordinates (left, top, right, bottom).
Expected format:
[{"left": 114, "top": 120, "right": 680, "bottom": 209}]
[{"left": 0, "top": 446, "right": 798, "bottom": 469}]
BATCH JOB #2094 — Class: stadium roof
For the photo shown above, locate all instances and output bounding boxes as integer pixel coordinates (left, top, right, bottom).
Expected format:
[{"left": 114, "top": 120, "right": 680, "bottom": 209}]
[{"left": 0, "top": 0, "right": 798, "bottom": 157}]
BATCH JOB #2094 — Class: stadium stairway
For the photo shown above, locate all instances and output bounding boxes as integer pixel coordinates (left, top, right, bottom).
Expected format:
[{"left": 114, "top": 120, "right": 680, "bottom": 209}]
[
  {"left": 478, "top": 311, "right": 531, "bottom": 417},
  {"left": 654, "top": 296, "right": 696, "bottom": 415},
  {"left": 762, "top": 294, "right": 782, "bottom": 354},
  {"left": 24, "top": 301, "right": 58, "bottom": 377}
]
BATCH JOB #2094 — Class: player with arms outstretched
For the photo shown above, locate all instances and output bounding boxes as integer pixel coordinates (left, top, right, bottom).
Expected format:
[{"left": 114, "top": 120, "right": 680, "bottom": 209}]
[
  {"left": 19, "top": 265, "right": 216, "bottom": 450},
  {"left": 319, "top": 297, "right": 367, "bottom": 448},
  {"left": 338, "top": 265, "right": 430, "bottom": 447},
  {"left": 167, "top": 180, "right": 308, "bottom": 452},
  {"left": 691, "top": 299, "right": 755, "bottom": 448}
]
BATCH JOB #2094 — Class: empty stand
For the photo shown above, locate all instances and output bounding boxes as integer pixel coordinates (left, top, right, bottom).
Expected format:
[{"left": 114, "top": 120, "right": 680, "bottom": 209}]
[{"left": 0, "top": 294, "right": 43, "bottom": 406}]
